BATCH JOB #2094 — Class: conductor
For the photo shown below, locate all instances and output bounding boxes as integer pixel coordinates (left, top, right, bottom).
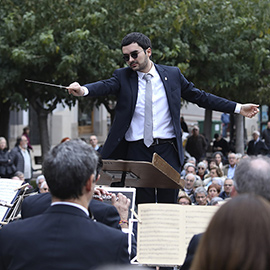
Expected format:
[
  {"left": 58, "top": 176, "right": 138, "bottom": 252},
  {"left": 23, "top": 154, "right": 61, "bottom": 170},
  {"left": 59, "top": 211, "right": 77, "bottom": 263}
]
[{"left": 68, "top": 32, "right": 259, "bottom": 205}]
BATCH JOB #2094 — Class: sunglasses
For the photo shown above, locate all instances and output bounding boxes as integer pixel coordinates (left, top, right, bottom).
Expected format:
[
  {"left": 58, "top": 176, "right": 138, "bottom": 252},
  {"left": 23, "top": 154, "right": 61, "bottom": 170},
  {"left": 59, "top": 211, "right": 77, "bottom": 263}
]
[{"left": 122, "top": 49, "right": 144, "bottom": 62}]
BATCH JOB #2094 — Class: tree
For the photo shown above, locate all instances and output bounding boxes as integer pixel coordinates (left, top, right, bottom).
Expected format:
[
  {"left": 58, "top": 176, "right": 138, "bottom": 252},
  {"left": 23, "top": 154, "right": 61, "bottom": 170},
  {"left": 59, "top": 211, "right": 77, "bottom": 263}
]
[{"left": 1, "top": 0, "right": 269, "bottom": 156}]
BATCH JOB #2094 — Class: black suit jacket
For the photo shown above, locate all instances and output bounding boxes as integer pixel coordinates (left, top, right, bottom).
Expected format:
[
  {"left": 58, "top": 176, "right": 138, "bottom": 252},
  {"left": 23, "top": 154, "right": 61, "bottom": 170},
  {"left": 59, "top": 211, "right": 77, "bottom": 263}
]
[
  {"left": 0, "top": 204, "right": 129, "bottom": 270},
  {"left": 21, "top": 192, "right": 121, "bottom": 229},
  {"left": 181, "top": 233, "right": 203, "bottom": 270},
  {"left": 247, "top": 139, "right": 269, "bottom": 156},
  {"left": 85, "top": 65, "right": 236, "bottom": 165}
]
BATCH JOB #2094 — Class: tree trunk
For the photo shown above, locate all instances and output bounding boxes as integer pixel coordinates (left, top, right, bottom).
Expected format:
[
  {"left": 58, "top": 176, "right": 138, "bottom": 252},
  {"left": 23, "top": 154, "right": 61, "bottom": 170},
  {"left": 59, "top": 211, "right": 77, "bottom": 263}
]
[
  {"left": 204, "top": 109, "right": 212, "bottom": 150},
  {"left": 235, "top": 114, "right": 245, "bottom": 154},
  {"left": 37, "top": 109, "right": 51, "bottom": 158},
  {"left": 0, "top": 100, "right": 11, "bottom": 147}
]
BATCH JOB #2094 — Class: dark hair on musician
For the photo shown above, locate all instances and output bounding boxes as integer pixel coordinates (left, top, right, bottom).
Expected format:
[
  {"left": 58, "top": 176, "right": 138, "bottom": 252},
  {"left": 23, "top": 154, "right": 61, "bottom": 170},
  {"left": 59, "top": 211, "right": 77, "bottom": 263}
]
[
  {"left": 43, "top": 139, "right": 98, "bottom": 200},
  {"left": 191, "top": 194, "right": 270, "bottom": 270},
  {"left": 121, "top": 32, "right": 152, "bottom": 50}
]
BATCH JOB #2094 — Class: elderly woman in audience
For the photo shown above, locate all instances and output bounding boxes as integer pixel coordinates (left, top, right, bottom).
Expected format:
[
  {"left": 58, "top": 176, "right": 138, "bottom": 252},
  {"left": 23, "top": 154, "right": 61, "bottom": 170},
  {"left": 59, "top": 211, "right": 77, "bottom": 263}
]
[
  {"left": 39, "top": 181, "right": 49, "bottom": 193},
  {"left": 35, "top": 174, "right": 46, "bottom": 192},
  {"left": 197, "top": 161, "right": 208, "bottom": 180},
  {"left": 191, "top": 194, "right": 270, "bottom": 270}
]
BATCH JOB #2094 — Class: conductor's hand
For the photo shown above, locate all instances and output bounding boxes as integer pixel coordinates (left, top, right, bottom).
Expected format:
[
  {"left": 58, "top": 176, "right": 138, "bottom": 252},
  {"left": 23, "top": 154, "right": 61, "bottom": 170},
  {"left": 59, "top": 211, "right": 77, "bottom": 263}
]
[
  {"left": 240, "top": 104, "right": 259, "bottom": 118},
  {"left": 67, "top": 82, "right": 85, "bottom": 96}
]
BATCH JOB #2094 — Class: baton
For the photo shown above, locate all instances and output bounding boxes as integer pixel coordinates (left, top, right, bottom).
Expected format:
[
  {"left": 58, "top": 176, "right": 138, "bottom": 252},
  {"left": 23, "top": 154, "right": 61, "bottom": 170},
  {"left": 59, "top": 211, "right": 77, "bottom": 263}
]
[{"left": 25, "top": 79, "right": 68, "bottom": 89}]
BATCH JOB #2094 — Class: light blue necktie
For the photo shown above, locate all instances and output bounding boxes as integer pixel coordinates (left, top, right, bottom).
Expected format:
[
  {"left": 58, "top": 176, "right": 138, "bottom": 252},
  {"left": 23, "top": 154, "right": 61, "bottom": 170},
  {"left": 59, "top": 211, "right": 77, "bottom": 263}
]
[{"left": 143, "top": 73, "right": 153, "bottom": 147}]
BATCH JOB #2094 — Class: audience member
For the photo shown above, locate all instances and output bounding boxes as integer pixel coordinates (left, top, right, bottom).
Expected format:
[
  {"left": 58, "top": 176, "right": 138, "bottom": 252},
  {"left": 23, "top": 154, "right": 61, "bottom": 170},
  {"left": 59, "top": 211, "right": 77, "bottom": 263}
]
[
  {"left": 207, "top": 183, "right": 221, "bottom": 203},
  {"left": 181, "top": 162, "right": 196, "bottom": 178},
  {"left": 204, "top": 165, "right": 224, "bottom": 188},
  {"left": 183, "top": 173, "right": 196, "bottom": 196},
  {"left": 196, "top": 161, "right": 207, "bottom": 180},
  {"left": 186, "top": 126, "right": 207, "bottom": 162},
  {"left": 212, "top": 151, "right": 224, "bottom": 170},
  {"left": 11, "top": 171, "right": 33, "bottom": 192},
  {"left": 235, "top": 153, "right": 243, "bottom": 164},
  {"left": 223, "top": 152, "right": 237, "bottom": 179},
  {"left": 0, "top": 137, "right": 16, "bottom": 178},
  {"left": 212, "top": 133, "right": 229, "bottom": 157},
  {"left": 181, "top": 157, "right": 196, "bottom": 177},
  {"left": 219, "top": 178, "right": 234, "bottom": 200},
  {"left": 221, "top": 113, "right": 230, "bottom": 138},
  {"left": 39, "top": 181, "right": 49, "bottom": 193},
  {"left": 10, "top": 135, "right": 33, "bottom": 182},
  {"left": 22, "top": 126, "right": 33, "bottom": 152},
  {"left": 178, "top": 195, "right": 192, "bottom": 205},
  {"left": 209, "top": 196, "right": 224, "bottom": 206},
  {"left": 0, "top": 139, "right": 129, "bottom": 269},
  {"left": 261, "top": 121, "right": 270, "bottom": 150},
  {"left": 35, "top": 174, "right": 46, "bottom": 192},
  {"left": 180, "top": 116, "right": 189, "bottom": 133},
  {"left": 208, "top": 158, "right": 218, "bottom": 170},
  {"left": 194, "top": 187, "right": 208, "bottom": 206},
  {"left": 90, "top": 134, "right": 102, "bottom": 152},
  {"left": 182, "top": 155, "right": 270, "bottom": 270},
  {"left": 190, "top": 194, "right": 270, "bottom": 270},
  {"left": 247, "top": 130, "right": 269, "bottom": 156}
]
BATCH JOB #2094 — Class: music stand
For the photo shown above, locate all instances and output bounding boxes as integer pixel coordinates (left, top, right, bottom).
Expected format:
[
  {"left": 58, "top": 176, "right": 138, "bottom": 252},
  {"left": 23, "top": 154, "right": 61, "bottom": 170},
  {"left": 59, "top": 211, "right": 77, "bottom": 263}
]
[{"left": 99, "top": 153, "right": 183, "bottom": 189}]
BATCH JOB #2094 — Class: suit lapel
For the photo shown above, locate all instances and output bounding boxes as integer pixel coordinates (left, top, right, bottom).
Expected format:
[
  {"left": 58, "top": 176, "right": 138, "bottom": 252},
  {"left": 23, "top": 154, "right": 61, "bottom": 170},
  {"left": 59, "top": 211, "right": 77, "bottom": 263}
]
[
  {"left": 129, "top": 71, "right": 139, "bottom": 114},
  {"left": 155, "top": 64, "right": 171, "bottom": 101}
]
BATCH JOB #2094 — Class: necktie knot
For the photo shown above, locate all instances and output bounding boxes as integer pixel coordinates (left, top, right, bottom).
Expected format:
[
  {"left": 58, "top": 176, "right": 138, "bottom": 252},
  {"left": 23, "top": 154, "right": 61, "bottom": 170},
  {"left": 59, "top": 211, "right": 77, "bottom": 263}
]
[{"left": 143, "top": 73, "right": 152, "bottom": 82}]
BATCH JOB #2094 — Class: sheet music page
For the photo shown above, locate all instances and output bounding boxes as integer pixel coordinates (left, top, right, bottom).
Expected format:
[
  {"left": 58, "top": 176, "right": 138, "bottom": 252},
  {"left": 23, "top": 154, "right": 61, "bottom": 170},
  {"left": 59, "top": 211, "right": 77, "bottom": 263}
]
[
  {"left": 0, "top": 179, "right": 22, "bottom": 222},
  {"left": 137, "top": 204, "right": 218, "bottom": 266}
]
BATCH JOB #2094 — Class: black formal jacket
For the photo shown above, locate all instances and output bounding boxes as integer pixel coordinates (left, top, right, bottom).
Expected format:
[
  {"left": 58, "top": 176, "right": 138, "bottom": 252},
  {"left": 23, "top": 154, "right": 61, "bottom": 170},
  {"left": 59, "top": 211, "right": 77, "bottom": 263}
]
[
  {"left": 85, "top": 65, "right": 237, "bottom": 166},
  {"left": 247, "top": 139, "right": 269, "bottom": 156},
  {"left": 181, "top": 233, "right": 203, "bottom": 270},
  {"left": 0, "top": 204, "right": 129, "bottom": 270},
  {"left": 21, "top": 192, "right": 121, "bottom": 229}
]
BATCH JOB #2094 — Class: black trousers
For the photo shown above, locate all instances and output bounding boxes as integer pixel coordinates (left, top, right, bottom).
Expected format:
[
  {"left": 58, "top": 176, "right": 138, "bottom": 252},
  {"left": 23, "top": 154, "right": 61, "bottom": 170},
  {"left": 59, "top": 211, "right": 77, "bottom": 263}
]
[{"left": 126, "top": 139, "right": 181, "bottom": 205}]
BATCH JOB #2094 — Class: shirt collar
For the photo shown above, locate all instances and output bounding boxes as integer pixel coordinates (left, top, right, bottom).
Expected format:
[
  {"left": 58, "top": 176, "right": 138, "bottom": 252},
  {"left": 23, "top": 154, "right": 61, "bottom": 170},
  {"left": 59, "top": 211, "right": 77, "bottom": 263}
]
[
  {"left": 137, "top": 61, "right": 156, "bottom": 79},
  {"left": 51, "top": 201, "right": 89, "bottom": 216}
]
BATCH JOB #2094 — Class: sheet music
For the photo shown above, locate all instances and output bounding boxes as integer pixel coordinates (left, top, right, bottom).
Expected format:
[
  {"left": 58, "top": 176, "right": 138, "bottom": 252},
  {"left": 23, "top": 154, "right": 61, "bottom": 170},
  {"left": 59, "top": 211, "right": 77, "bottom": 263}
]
[
  {"left": 137, "top": 204, "right": 218, "bottom": 266},
  {"left": 0, "top": 179, "right": 22, "bottom": 222}
]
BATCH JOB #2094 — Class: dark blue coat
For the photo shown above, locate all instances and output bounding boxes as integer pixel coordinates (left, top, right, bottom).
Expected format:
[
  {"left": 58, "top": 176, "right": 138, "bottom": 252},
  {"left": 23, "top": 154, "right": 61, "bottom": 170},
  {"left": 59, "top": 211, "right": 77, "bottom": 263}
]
[
  {"left": 0, "top": 204, "right": 129, "bottom": 270},
  {"left": 85, "top": 64, "right": 236, "bottom": 165}
]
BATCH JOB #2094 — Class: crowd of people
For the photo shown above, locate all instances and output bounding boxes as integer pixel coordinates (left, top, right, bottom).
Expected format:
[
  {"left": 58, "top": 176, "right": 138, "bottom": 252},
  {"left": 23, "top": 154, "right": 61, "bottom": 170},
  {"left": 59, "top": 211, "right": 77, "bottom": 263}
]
[{"left": 177, "top": 119, "right": 270, "bottom": 207}]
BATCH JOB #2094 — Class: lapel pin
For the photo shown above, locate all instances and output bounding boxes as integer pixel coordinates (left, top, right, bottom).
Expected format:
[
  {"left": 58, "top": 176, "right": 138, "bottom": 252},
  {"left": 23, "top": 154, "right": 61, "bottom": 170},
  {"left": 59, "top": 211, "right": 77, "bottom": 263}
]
[{"left": 165, "top": 77, "right": 168, "bottom": 81}]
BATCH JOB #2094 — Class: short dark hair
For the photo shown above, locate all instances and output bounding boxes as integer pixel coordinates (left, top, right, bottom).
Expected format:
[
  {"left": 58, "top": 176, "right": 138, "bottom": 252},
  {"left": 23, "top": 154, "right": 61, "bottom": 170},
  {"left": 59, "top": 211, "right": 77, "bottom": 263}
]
[
  {"left": 43, "top": 139, "right": 98, "bottom": 200},
  {"left": 121, "top": 32, "right": 152, "bottom": 50}
]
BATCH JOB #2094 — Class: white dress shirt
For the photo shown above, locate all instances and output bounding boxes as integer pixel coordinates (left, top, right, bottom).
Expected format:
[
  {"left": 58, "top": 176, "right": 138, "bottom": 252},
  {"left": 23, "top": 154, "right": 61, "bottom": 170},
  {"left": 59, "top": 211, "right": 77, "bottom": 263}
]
[
  {"left": 21, "top": 148, "right": 31, "bottom": 179},
  {"left": 125, "top": 63, "right": 175, "bottom": 141}
]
